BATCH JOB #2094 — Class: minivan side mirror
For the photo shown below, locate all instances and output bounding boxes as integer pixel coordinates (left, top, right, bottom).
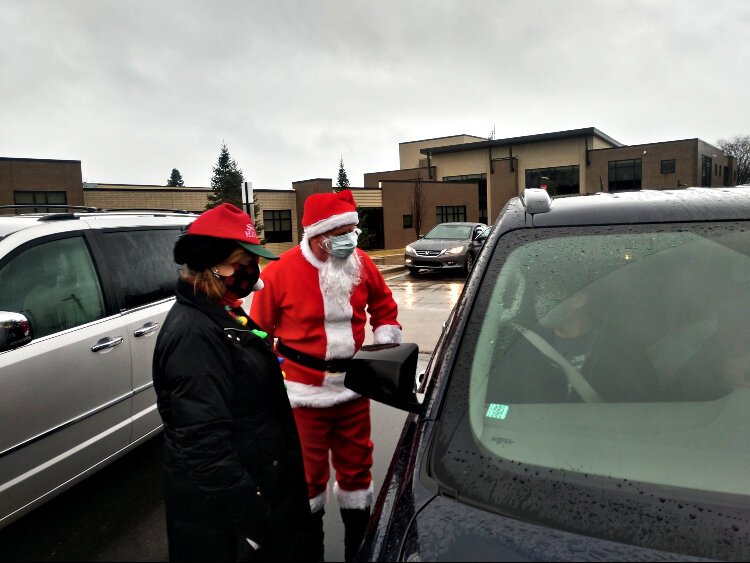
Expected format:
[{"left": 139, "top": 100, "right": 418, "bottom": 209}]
[
  {"left": 345, "top": 342, "right": 422, "bottom": 413},
  {"left": 0, "top": 311, "right": 32, "bottom": 352}
]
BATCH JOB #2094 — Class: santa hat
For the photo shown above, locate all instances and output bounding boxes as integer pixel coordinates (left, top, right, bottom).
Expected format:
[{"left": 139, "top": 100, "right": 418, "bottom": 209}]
[
  {"left": 174, "top": 203, "right": 278, "bottom": 270},
  {"left": 302, "top": 190, "right": 359, "bottom": 238}
]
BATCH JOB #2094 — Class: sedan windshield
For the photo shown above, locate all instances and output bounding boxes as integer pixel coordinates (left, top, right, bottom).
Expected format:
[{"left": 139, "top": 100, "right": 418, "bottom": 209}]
[
  {"left": 424, "top": 224, "right": 473, "bottom": 240},
  {"left": 432, "top": 222, "right": 750, "bottom": 560}
]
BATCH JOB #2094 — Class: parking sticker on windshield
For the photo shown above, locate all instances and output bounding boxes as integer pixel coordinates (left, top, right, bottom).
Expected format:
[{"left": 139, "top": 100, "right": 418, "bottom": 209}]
[{"left": 486, "top": 403, "right": 509, "bottom": 420}]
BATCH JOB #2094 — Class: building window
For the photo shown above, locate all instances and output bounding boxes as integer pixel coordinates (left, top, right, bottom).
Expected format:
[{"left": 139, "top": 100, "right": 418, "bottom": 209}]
[
  {"left": 608, "top": 159, "right": 642, "bottom": 191},
  {"left": 443, "top": 174, "right": 487, "bottom": 224},
  {"left": 436, "top": 206, "right": 466, "bottom": 223},
  {"left": 701, "top": 155, "right": 712, "bottom": 187},
  {"left": 262, "top": 209, "right": 293, "bottom": 243},
  {"left": 13, "top": 190, "right": 67, "bottom": 213},
  {"left": 524, "top": 166, "right": 579, "bottom": 195},
  {"left": 661, "top": 159, "right": 676, "bottom": 174},
  {"left": 403, "top": 214, "right": 413, "bottom": 229}
]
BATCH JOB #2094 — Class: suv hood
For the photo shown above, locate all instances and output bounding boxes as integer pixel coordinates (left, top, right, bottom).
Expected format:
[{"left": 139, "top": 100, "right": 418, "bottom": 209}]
[{"left": 400, "top": 495, "right": 703, "bottom": 562}]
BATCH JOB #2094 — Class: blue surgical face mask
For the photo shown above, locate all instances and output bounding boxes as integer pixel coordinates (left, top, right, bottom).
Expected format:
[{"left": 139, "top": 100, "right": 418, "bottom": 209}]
[{"left": 323, "top": 228, "right": 360, "bottom": 259}]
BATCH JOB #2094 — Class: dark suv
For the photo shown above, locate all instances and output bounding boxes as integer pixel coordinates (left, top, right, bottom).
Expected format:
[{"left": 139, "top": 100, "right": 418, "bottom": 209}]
[{"left": 347, "top": 188, "right": 750, "bottom": 561}]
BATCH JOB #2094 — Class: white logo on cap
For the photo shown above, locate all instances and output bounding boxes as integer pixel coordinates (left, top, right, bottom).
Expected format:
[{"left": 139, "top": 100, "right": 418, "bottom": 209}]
[{"left": 245, "top": 223, "right": 257, "bottom": 239}]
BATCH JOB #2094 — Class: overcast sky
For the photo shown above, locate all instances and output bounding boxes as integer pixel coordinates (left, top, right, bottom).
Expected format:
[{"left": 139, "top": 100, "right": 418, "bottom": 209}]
[{"left": 2, "top": 0, "right": 748, "bottom": 189}]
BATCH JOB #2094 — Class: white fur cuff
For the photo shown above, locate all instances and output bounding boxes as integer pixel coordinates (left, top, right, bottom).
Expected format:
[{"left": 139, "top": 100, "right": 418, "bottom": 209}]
[
  {"left": 373, "top": 324, "right": 402, "bottom": 345},
  {"left": 309, "top": 490, "right": 327, "bottom": 514},
  {"left": 334, "top": 481, "right": 374, "bottom": 510}
]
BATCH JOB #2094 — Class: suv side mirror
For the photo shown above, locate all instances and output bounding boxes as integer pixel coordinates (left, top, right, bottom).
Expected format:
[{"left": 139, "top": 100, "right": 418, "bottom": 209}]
[
  {"left": 0, "top": 311, "right": 32, "bottom": 352},
  {"left": 345, "top": 343, "right": 422, "bottom": 413}
]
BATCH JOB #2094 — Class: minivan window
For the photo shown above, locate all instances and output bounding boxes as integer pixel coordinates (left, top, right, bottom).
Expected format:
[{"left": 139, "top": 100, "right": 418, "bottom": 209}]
[
  {"left": 0, "top": 236, "right": 105, "bottom": 338},
  {"left": 432, "top": 222, "right": 750, "bottom": 560},
  {"left": 98, "top": 229, "right": 181, "bottom": 310}
]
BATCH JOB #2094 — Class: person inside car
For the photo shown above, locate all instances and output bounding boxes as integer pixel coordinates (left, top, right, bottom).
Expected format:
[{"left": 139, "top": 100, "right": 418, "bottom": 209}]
[
  {"left": 488, "top": 285, "right": 665, "bottom": 404},
  {"left": 152, "top": 203, "right": 312, "bottom": 562}
]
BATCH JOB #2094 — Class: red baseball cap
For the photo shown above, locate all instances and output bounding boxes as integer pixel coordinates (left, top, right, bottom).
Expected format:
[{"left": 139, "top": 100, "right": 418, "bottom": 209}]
[{"left": 187, "top": 203, "right": 278, "bottom": 260}]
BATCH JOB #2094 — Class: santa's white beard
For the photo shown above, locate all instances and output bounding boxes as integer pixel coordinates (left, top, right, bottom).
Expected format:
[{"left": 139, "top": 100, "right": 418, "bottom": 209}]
[{"left": 319, "top": 251, "right": 362, "bottom": 311}]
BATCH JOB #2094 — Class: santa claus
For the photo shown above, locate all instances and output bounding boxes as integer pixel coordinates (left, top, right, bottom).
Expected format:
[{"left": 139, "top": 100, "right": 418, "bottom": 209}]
[{"left": 250, "top": 189, "right": 401, "bottom": 561}]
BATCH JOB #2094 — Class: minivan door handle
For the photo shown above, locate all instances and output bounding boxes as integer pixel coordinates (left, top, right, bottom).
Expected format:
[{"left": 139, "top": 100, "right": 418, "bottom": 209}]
[
  {"left": 133, "top": 322, "right": 160, "bottom": 337},
  {"left": 91, "top": 336, "right": 124, "bottom": 353}
]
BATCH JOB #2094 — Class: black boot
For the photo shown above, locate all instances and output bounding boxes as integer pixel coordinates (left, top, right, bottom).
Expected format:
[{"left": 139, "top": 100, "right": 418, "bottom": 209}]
[
  {"left": 340, "top": 508, "right": 371, "bottom": 562},
  {"left": 310, "top": 508, "right": 326, "bottom": 562}
]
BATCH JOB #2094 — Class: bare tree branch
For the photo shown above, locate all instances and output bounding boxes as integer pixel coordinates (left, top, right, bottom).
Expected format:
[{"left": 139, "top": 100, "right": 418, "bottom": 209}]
[
  {"left": 718, "top": 135, "right": 750, "bottom": 185},
  {"left": 410, "top": 179, "right": 425, "bottom": 238}
]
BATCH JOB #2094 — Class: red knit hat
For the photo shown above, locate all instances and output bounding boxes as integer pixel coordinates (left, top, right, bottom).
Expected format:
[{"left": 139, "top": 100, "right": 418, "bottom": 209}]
[
  {"left": 302, "top": 190, "right": 359, "bottom": 238},
  {"left": 185, "top": 203, "right": 278, "bottom": 260}
]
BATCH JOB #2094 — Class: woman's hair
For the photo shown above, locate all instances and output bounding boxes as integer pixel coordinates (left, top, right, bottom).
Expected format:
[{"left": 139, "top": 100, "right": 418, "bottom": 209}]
[{"left": 180, "top": 247, "right": 250, "bottom": 301}]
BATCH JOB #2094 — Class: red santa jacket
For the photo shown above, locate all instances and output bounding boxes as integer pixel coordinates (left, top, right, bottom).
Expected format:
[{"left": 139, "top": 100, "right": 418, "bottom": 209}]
[{"left": 250, "top": 243, "right": 401, "bottom": 408}]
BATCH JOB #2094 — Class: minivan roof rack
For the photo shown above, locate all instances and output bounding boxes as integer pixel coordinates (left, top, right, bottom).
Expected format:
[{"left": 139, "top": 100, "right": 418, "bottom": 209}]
[
  {"left": 100, "top": 208, "right": 198, "bottom": 214},
  {"left": 0, "top": 204, "right": 103, "bottom": 214}
]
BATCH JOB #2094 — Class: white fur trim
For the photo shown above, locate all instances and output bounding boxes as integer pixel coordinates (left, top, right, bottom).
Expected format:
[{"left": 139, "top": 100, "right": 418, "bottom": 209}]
[
  {"left": 373, "top": 324, "right": 402, "bottom": 345},
  {"left": 303, "top": 211, "right": 359, "bottom": 239},
  {"left": 309, "top": 490, "right": 327, "bottom": 514},
  {"left": 286, "top": 373, "right": 361, "bottom": 408},
  {"left": 334, "top": 481, "right": 374, "bottom": 510},
  {"left": 301, "top": 232, "right": 327, "bottom": 269},
  {"left": 324, "top": 318, "right": 355, "bottom": 360},
  {"left": 302, "top": 235, "right": 358, "bottom": 362}
]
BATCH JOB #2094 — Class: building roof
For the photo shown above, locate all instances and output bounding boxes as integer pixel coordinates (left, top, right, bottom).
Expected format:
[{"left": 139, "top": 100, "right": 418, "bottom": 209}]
[
  {"left": 0, "top": 156, "right": 81, "bottom": 164},
  {"left": 420, "top": 127, "right": 623, "bottom": 155}
]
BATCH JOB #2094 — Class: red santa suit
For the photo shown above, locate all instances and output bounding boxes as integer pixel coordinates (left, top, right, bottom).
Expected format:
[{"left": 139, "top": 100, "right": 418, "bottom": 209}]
[{"left": 250, "top": 190, "right": 401, "bottom": 519}]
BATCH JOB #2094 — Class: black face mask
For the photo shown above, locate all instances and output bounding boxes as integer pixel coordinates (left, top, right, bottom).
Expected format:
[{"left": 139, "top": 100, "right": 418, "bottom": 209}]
[{"left": 217, "top": 261, "right": 260, "bottom": 299}]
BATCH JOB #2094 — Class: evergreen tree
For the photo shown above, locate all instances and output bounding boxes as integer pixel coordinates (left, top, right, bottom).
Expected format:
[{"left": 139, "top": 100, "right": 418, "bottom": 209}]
[
  {"left": 166, "top": 168, "right": 184, "bottom": 187},
  {"left": 253, "top": 192, "right": 264, "bottom": 237},
  {"left": 207, "top": 143, "right": 243, "bottom": 210},
  {"left": 335, "top": 156, "right": 350, "bottom": 192},
  {"left": 356, "top": 206, "right": 375, "bottom": 250}
]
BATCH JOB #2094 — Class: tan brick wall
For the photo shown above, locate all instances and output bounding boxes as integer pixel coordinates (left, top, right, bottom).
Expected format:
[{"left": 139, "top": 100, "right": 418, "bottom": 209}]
[
  {"left": 256, "top": 189, "right": 297, "bottom": 252},
  {"left": 351, "top": 189, "right": 382, "bottom": 208},
  {"left": 399, "top": 135, "right": 485, "bottom": 169},
  {"left": 84, "top": 186, "right": 210, "bottom": 211},
  {"left": 364, "top": 167, "right": 435, "bottom": 188}
]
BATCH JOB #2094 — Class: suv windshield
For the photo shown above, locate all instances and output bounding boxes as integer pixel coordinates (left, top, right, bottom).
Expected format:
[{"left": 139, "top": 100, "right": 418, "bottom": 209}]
[
  {"left": 432, "top": 222, "right": 750, "bottom": 560},
  {"left": 424, "top": 224, "right": 473, "bottom": 240}
]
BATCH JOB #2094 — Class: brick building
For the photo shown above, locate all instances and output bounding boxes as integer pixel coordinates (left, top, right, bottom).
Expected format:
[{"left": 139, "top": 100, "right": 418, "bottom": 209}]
[{"left": 1, "top": 127, "right": 738, "bottom": 252}]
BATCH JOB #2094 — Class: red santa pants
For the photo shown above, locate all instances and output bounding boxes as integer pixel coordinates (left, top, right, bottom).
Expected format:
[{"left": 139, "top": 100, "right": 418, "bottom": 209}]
[{"left": 292, "top": 397, "right": 374, "bottom": 502}]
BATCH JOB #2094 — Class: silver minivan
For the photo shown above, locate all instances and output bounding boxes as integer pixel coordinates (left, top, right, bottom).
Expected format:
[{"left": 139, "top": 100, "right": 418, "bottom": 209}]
[{"left": 0, "top": 207, "right": 196, "bottom": 528}]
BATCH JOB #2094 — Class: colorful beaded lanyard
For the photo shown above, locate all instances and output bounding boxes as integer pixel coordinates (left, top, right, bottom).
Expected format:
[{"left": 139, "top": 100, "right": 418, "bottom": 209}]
[
  {"left": 224, "top": 298, "right": 285, "bottom": 384},
  {"left": 224, "top": 298, "right": 267, "bottom": 340}
]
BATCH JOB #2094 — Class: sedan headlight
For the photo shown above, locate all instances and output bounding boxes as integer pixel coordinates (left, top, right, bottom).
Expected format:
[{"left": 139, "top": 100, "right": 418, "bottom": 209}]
[
  {"left": 445, "top": 246, "right": 464, "bottom": 255},
  {"left": 405, "top": 245, "right": 415, "bottom": 253}
]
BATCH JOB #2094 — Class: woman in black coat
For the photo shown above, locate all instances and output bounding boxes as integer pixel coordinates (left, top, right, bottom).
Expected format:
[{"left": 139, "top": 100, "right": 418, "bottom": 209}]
[{"left": 152, "top": 203, "right": 311, "bottom": 562}]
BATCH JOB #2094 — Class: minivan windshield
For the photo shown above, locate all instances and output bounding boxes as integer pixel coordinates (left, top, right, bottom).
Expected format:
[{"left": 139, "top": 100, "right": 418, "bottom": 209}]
[
  {"left": 432, "top": 222, "right": 750, "bottom": 560},
  {"left": 424, "top": 224, "right": 473, "bottom": 240}
]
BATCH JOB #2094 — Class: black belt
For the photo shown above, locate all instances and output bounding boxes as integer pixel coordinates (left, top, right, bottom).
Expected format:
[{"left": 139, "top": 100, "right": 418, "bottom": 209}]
[{"left": 276, "top": 340, "right": 352, "bottom": 373}]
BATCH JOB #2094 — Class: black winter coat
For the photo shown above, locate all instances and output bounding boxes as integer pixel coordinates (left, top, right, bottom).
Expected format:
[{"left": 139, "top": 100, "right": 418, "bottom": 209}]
[{"left": 153, "top": 279, "right": 311, "bottom": 561}]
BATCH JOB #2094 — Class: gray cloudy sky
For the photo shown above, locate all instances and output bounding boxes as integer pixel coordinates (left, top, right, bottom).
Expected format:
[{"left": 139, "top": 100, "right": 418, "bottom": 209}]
[{"left": 2, "top": 0, "right": 749, "bottom": 189}]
